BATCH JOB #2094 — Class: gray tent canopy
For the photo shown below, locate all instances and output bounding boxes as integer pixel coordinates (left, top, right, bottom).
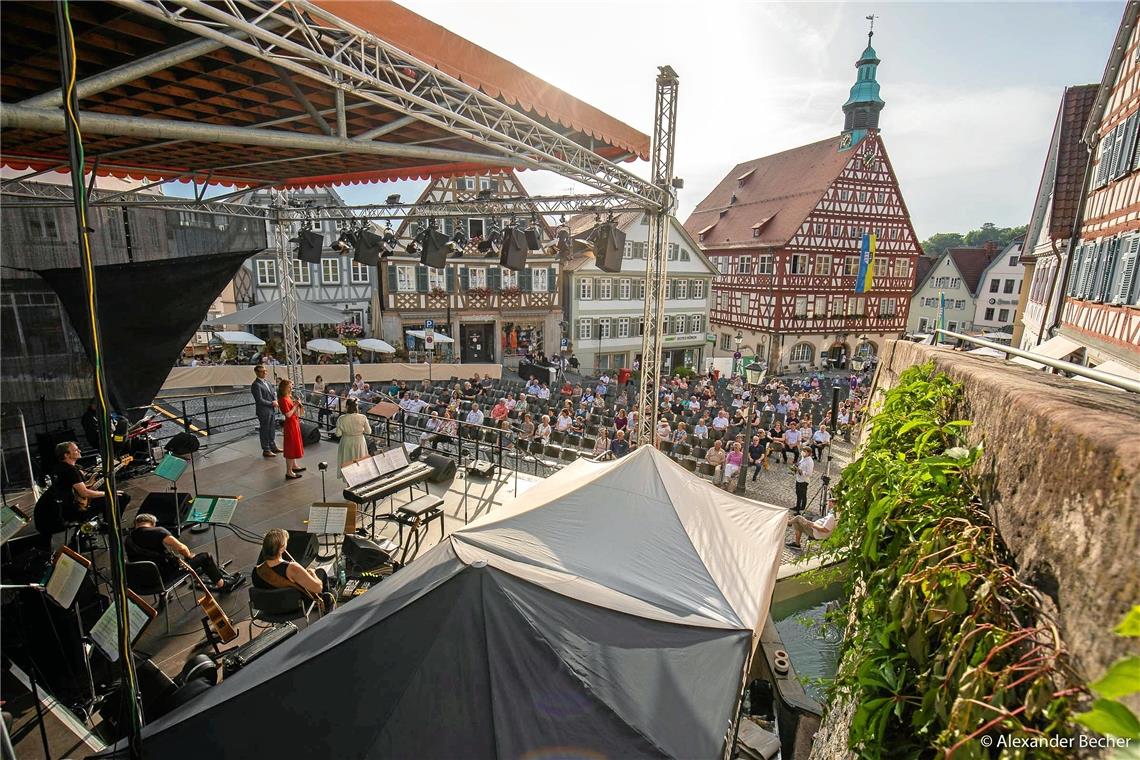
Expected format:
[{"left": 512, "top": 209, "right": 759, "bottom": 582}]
[
  {"left": 95, "top": 448, "right": 787, "bottom": 759},
  {"left": 204, "top": 298, "right": 345, "bottom": 326}
]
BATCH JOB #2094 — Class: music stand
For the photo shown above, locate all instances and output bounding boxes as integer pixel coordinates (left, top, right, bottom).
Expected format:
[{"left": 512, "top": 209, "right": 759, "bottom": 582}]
[
  {"left": 44, "top": 546, "right": 97, "bottom": 708},
  {"left": 152, "top": 453, "right": 190, "bottom": 536},
  {"left": 185, "top": 495, "right": 241, "bottom": 562},
  {"left": 1, "top": 504, "right": 29, "bottom": 545},
  {"left": 88, "top": 589, "right": 157, "bottom": 662},
  {"left": 306, "top": 502, "right": 355, "bottom": 581}
]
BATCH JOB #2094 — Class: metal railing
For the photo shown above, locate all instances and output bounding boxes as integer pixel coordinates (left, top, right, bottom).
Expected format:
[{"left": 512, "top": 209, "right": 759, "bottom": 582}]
[{"left": 935, "top": 329, "right": 1140, "bottom": 394}]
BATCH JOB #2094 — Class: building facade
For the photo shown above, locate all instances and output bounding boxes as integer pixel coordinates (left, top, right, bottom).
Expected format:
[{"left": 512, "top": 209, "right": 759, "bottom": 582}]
[
  {"left": 561, "top": 213, "right": 715, "bottom": 374},
  {"left": 971, "top": 239, "right": 1024, "bottom": 339},
  {"left": 376, "top": 172, "right": 562, "bottom": 364},
  {"left": 907, "top": 247, "right": 997, "bottom": 338},
  {"left": 1016, "top": 5, "right": 1140, "bottom": 375},
  {"left": 238, "top": 187, "right": 376, "bottom": 332},
  {"left": 685, "top": 34, "right": 921, "bottom": 373}
]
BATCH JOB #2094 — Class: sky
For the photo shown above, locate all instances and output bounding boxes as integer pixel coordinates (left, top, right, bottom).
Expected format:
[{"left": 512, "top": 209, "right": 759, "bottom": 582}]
[{"left": 199, "top": 1, "right": 1122, "bottom": 240}]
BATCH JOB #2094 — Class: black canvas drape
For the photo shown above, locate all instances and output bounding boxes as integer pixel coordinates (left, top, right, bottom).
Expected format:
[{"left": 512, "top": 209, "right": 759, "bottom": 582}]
[{"left": 36, "top": 250, "right": 256, "bottom": 414}]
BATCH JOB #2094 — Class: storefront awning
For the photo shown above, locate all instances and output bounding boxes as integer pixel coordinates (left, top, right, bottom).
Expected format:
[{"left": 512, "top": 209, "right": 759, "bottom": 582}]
[{"left": 1010, "top": 335, "right": 1083, "bottom": 369}]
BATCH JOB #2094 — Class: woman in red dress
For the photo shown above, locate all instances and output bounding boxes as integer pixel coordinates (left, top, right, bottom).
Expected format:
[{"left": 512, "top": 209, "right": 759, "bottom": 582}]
[{"left": 277, "top": 378, "right": 306, "bottom": 480}]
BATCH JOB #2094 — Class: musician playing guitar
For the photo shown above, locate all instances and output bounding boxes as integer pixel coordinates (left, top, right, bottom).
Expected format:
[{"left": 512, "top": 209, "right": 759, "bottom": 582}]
[
  {"left": 126, "top": 513, "right": 244, "bottom": 593},
  {"left": 253, "top": 528, "right": 334, "bottom": 613},
  {"left": 34, "top": 441, "right": 132, "bottom": 549}
]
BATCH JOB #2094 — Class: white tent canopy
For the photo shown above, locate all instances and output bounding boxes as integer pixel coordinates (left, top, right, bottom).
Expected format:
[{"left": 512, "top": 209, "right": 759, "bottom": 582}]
[
  {"left": 305, "top": 338, "right": 347, "bottom": 355},
  {"left": 405, "top": 329, "right": 454, "bottom": 344},
  {"left": 212, "top": 331, "right": 264, "bottom": 346},
  {"left": 356, "top": 338, "right": 396, "bottom": 354},
  {"left": 103, "top": 447, "right": 788, "bottom": 759}
]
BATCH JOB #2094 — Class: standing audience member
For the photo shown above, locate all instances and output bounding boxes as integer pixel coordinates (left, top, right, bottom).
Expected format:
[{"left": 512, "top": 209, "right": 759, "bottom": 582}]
[{"left": 794, "top": 446, "right": 814, "bottom": 513}]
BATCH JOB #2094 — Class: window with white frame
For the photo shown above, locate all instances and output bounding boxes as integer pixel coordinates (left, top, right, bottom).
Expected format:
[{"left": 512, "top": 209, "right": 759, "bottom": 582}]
[
  {"left": 693, "top": 280, "right": 706, "bottom": 299},
  {"left": 673, "top": 314, "right": 687, "bottom": 334},
  {"left": 321, "top": 258, "right": 341, "bottom": 284},
  {"left": 578, "top": 318, "right": 593, "bottom": 340},
  {"left": 396, "top": 265, "right": 416, "bottom": 292},
  {"left": 738, "top": 256, "right": 752, "bottom": 274},
  {"left": 428, "top": 267, "right": 446, "bottom": 291},
  {"left": 895, "top": 259, "right": 912, "bottom": 279},
  {"left": 954, "top": 299, "right": 966, "bottom": 310},
  {"left": 830, "top": 296, "right": 845, "bottom": 315},
  {"left": 624, "top": 242, "right": 634, "bottom": 259},
  {"left": 790, "top": 254, "right": 809, "bottom": 274},
  {"left": 617, "top": 317, "right": 630, "bottom": 338},
  {"left": 618, "top": 279, "right": 631, "bottom": 299},
  {"left": 637, "top": 317, "right": 645, "bottom": 336},
  {"left": 794, "top": 296, "right": 808, "bottom": 317},
  {"left": 844, "top": 256, "right": 860, "bottom": 276},
  {"left": 638, "top": 279, "right": 646, "bottom": 300},
  {"left": 690, "top": 314, "right": 703, "bottom": 333},
  {"left": 739, "top": 292, "right": 751, "bottom": 312},
  {"left": 26, "top": 211, "right": 60, "bottom": 239},
  {"left": 814, "top": 295, "right": 826, "bottom": 315},
  {"left": 880, "top": 298, "right": 897, "bottom": 316},
  {"left": 717, "top": 257, "right": 732, "bottom": 275},
  {"left": 531, "top": 268, "right": 548, "bottom": 292},
  {"left": 873, "top": 257, "right": 889, "bottom": 278},
  {"left": 757, "top": 255, "right": 774, "bottom": 275},
  {"left": 720, "top": 333, "right": 733, "bottom": 351},
  {"left": 676, "top": 279, "right": 689, "bottom": 299},
  {"left": 661, "top": 317, "right": 671, "bottom": 335},
  {"left": 501, "top": 268, "right": 518, "bottom": 290},
  {"left": 350, "top": 261, "right": 369, "bottom": 284},
  {"left": 790, "top": 343, "right": 814, "bottom": 363},
  {"left": 578, "top": 278, "right": 593, "bottom": 300},
  {"left": 598, "top": 278, "right": 613, "bottom": 300},
  {"left": 816, "top": 254, "right": 832, "bottom": 276},
  {"left": 468, "top": 267, "right": 487, "bottom": 288},
  {"left": 598, "top": 318, "right": 611, "bottom": 339},
  {"left": 291, "top": 259, "right": 311, "bottom": 285},
  {"left": 468, "top": 218, "right": 485, "bottom": 239},
  {"left": 256, "top": 259, "right": 277, "bottom": 287}
]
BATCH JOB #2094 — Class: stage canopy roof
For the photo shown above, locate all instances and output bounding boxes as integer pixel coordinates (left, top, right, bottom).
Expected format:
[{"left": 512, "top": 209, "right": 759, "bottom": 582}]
[{"left": 0, "top": 1, "right": 649, "bottom": 192}]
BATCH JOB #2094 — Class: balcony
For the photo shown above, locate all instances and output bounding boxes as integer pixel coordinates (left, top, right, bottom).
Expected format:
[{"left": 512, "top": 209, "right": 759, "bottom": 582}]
[{"left": 387, "top": 289, "right": 559, "bottom": 313}]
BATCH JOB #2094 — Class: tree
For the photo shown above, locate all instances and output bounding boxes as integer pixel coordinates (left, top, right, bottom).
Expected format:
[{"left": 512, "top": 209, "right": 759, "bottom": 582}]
[
  {"left": 921, "top": 224, "right": 1027, "bottom": 257},
  {"left": 921, "top": 232, "right": 964, "bottom": 258}
]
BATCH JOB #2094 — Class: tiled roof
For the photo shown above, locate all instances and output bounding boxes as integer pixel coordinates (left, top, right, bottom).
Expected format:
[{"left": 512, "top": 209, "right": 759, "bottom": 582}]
[
  {"left": 913, "top": 256, "right": 935, "bottom": 294},
  {"left": 1050, "top": 85, "right": 1099, "bottom": 240},
  {"left": 947, "top": 247, "right": 999, "bottom": 296},
  {"left": 683, "top": 135, "right": 855, "bottom": 248}
]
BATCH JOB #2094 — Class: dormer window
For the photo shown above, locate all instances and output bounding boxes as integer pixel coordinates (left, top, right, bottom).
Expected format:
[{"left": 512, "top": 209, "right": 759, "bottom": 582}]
[
  {"left": 730, "top": 193, "right": 738, "bottom": 205},
  {"left": 719, "top": 209, "right": 728, "bottom": 218},
  {"left": 752, "top": 228, "right": 761, "bottom": 238}
]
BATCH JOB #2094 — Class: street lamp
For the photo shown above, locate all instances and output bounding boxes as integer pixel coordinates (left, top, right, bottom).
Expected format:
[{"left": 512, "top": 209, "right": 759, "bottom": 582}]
[
  {"left": 735, "top": 361, "right": 767, "bottom": 495},
  {"left": 733, "top": 332, "right": 743, "bottom": 376}
]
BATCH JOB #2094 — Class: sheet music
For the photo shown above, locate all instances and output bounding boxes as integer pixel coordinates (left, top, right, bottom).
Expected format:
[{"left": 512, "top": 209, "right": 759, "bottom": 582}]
[
  {"left": 211, "top": 497, "right": 238, "bottom": 524},
  {"left": 45, "top": 549, "right": 88, "bottom": 609},
  {"left": 375, "top": 446, "right": 409, "bottom": 476},
  {"left": 342, "top": 456, "right": 381, "bottom": 488},
  {"left": 189, "top": 496, "right": 239, "bottom": 524},
  {"left": 154, "top": 453, "right": 188, "bottom": 482},
  {"left": 1, "top": 507, "right": 27, "bottom": 543},
  {"left": 307, "top": 505, "right": 349, "bottom": 534},
  {"left": 90, "top": 599, "right": 152, "bottom": 662}
]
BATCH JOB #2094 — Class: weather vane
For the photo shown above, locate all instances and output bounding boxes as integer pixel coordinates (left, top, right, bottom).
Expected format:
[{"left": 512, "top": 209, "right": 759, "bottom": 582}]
[{"left": 866, "top": 14, "right": 878, "bottom": 43}]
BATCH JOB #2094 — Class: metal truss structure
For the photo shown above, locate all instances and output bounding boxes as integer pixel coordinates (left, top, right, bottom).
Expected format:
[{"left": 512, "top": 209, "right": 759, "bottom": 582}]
[
  {"left": 635, "top": 67, "right": 681, "bottom": 448},
  {"left": 111, "top": 0, "right": 668, "bottom": 210}
]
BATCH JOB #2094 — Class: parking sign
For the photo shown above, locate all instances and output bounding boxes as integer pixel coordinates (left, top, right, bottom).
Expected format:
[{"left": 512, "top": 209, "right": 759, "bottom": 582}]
[{"left": 424, "top": 319, "right": 435, "bottom": 350}]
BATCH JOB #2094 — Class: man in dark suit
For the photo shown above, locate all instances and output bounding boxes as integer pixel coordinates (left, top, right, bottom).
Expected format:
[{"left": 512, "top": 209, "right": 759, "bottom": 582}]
[{"left": 251, "top": 364, "right": 279, "bottom": 457}]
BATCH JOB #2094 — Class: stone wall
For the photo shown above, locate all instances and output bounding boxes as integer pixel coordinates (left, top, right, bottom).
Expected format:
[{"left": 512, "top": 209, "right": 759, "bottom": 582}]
[{"left": 808, "top": 340, "right": 1140, "bottom": 758}]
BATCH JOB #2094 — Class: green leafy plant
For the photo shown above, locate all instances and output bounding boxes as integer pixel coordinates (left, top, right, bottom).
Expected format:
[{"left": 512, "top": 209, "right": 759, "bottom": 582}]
[
  {"left": 1074, "top": 607, "right": 1140, "bottom": 740},
  {"left": 815, "top": 363, "right": 1084, "bottom": 758}
]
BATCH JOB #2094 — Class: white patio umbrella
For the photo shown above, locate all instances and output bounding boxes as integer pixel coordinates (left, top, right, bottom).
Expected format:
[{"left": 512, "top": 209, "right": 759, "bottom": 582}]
[
  {"left": 214, "top": 331, "right": 265, "bottom": 346},
  {"left": 356, "top": 338, "right": 396, "bottom": 354},
  {"left": 405, "top": 329, "right": 454, "bottom": 343},
  {"left": 305, "top": 338, "right": 347, "bottom": 355}
]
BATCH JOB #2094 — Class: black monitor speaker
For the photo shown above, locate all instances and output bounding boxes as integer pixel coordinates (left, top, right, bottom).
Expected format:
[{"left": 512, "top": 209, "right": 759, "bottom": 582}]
[
  {"left": 499, "top": 226, "right": 529, "bottom": 271},
  {"left": 524, "top": 226, "right": 542, "bottom": 250},
  {"left": 595, "top": 223, "right": 626, "bottom": 273}
]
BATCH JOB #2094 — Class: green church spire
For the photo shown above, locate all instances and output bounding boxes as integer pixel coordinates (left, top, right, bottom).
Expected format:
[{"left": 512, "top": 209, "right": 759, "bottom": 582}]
[{"left": 840, "top": 15, "right": 885, "bottom": 151}]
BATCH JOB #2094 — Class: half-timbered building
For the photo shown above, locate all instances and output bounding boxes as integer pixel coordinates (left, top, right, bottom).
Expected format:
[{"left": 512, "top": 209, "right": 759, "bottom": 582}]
[
  {"left": 684, "top": 34, "right": 921, "bottom": 373},
  {"left": 1017, "top": 4, "right": 1140, "bottom": 376},
  {"left": 375, "top": 172, "right": 562, "bottom": 364}
]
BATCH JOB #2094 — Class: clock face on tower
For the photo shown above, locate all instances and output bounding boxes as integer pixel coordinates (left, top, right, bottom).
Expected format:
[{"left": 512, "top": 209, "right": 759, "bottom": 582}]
[
  {"left": 862, "top": 150, "right": 875, "bottom": 168},
  {"left": 839, "top": 133, "right": 853, "bottom": 150}
]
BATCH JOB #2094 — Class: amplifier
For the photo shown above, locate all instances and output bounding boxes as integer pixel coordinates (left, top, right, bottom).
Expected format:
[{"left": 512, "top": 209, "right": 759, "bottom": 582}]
[
  {"left": 467, "top": 460, "right": 495, "bottom": 478},
  {"left": 221, "top": 622, "right": 298, "bottom": 678}
]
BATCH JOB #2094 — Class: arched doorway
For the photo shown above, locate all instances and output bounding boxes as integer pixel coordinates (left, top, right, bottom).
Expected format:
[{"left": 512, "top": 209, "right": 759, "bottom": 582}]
[{"left": 827, "top": 341, "right": 850, "bottom": 370}]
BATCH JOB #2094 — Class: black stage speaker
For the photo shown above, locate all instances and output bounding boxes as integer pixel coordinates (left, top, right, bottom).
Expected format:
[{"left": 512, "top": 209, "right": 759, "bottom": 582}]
[
  {"left": 422, "top": 451, "right": 457, "bottom": 483},
  {"left": 343, "top": 534, "right": 395, "bottom": 573},
  {"left": 499, "top": 226, "right": 529, "bottom": 271},
  {"left": 140, "top": 491, "right": 191, "bottom": 532},
  {"left": 595, "top": 223, "right": 627, "bottom": 274},
  {"left": 165, "top": 432, "right": 200, "bottom": 456},
  {"left": 294, "top": 229, "right": 324, "bottom": 264},
  {"left": 301, "top": 420, "right": 321, "bottom": 445}
]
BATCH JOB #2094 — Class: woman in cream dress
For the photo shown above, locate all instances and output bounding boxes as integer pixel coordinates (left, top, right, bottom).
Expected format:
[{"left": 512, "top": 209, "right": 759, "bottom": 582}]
[{"left": 335, "top": 398, "right": 371, "bottom": 482}]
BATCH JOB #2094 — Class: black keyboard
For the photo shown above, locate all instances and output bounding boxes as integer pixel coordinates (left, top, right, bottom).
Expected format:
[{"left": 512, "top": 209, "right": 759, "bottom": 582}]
[
  {"left": 342, "top": 462, "right": 433, "bottom": 505},
  {"left": 222, "top": 622, "right": 297, "bottom": 677}
]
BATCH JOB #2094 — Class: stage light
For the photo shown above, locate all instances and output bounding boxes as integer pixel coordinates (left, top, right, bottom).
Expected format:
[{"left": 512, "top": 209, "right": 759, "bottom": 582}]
[
  {"left": 353, "top": 228, "right": 384, "bottom": 266},
  {"left": 447, "top": 230, "right": 468, "bottom": 254},
  {"left": 290, "top": 227, "right": 324, "bottom": 263},
  {"left": 477, "top": 223, "right": 502, "bottom": 254},
  {"left": 555, "top": 226, "right": 573, "bottom": 258},
  {"left": 417, "top": 224, "right": 450, "bottom": 268},
  {"left": 386, "top": 194, "right": 401, "bottom": 205},
  {"left": 381, "top": 226, "right": 399, "bottom": 254},
  {"left": 477, "top": 188, "right": 494, "bottom": 201},
  {"left": 500, "top": 223, "right": 529, "bottom": 271},
  {"left": 332, "top": 229, "right": 357, "bottom": 254}
]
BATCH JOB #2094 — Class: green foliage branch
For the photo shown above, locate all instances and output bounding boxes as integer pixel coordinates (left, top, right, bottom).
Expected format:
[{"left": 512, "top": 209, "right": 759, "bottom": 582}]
[{"left": 815, "top": 363, "right": 1084, "bottom": 758}]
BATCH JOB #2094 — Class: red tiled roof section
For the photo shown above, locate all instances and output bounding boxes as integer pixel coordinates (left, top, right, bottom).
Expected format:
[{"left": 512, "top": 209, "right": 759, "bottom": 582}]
[
  {"left": 947, "top": 247, "right": 999, "bottom": 296},
  {"left": 1050, "top": 85, "right": 1099, "bottom": 240},
  {"left": 913, "top": 256, "right": 936, "bottom": 293},
  {"left": 683, "top": 136, "right": 853, "bottom": 248}
]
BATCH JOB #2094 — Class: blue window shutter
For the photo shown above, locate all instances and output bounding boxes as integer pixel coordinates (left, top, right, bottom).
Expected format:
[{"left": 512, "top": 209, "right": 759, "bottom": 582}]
[
  {"left": 488, "top": 266, "right": 501, "bottom": 290},
  {"left": 520, "top": 268, "right": 532, "bottom": 291},
  {"left": 460, "top": 267, "right": 470, "bottom": 291},
  {"left": 386, "top": 264, "right": 397, "bottom": 293},
  {"left": 446, "top": 265, "right": 456, "bottom": 292},
  {"left": 415, "top": 265, "right": 428, "bottom": 292},
  {"left": 548, "top": 267, "right": 556, "bottom": 293}
]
